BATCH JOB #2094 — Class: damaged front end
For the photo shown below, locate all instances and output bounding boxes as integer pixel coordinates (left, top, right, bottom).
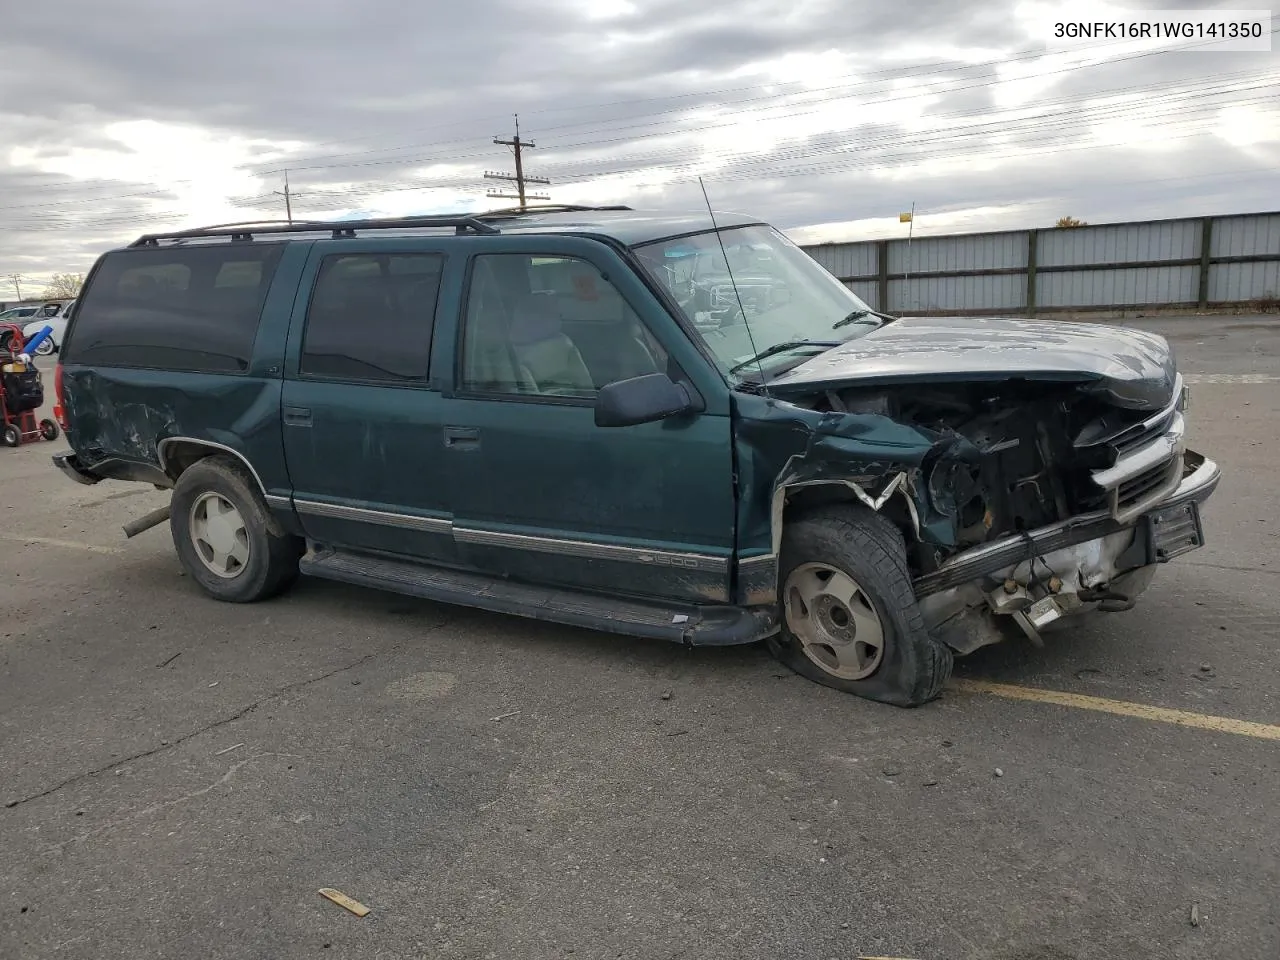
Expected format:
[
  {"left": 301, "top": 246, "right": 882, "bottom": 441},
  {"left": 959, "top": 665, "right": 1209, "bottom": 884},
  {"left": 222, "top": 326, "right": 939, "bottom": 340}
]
[{"left": 736, "top": 367, "right": 1219, "bottom": 655}]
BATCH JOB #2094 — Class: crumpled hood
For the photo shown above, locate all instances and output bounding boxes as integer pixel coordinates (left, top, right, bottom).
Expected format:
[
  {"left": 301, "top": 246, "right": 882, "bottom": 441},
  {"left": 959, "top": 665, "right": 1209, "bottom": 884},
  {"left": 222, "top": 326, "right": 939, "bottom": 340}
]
[{"left": 767, "top": 316, "right": 1178, "bottom": 409}]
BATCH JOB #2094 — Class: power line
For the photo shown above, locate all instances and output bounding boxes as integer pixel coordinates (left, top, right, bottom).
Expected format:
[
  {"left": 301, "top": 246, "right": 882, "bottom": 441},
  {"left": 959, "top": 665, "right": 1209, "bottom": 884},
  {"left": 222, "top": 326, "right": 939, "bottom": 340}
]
[
  {"left": 2, "top": 32, "right": 1272, "bottom": 218},
  {"left": 243, "top": 30, "right": 1212, "bottom": 175}
]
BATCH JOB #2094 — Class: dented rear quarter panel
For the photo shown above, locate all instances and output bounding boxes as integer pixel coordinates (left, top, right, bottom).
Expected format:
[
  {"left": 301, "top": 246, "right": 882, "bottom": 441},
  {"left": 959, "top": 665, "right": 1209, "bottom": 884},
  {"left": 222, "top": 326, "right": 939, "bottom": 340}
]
[{"left": 60, "top": 242, "right": 314, "bottom": 498}]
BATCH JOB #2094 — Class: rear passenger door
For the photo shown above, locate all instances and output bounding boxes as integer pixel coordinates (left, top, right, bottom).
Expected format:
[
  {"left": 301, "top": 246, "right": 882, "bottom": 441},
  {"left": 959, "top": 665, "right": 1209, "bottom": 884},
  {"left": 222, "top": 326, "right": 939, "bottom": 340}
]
[{"left": 280, "top": 240, "right": 460, "bottom": 564}]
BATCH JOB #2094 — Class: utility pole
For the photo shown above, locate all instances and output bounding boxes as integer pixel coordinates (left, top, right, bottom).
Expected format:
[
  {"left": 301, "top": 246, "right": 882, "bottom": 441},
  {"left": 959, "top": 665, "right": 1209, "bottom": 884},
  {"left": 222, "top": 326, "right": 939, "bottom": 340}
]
[
  {"left": 7, "top": 274, "right": 25, "bottom": 300},
  {"left": 272, "top": 171, "right": 304, "bottom": 224},
  {"left": 485, "top": 115, "right": 550, "bottom": 209}
]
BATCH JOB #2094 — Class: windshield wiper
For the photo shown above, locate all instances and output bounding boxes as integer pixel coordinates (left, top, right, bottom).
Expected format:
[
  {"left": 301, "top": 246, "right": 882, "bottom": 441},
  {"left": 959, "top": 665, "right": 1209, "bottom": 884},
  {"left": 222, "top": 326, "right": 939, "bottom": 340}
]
[
  {"left": 832, "top": 307, "right": 899, "bottom": 330},
  {"left": 728, "top": 338, "right": 842, "bottom": 375}
]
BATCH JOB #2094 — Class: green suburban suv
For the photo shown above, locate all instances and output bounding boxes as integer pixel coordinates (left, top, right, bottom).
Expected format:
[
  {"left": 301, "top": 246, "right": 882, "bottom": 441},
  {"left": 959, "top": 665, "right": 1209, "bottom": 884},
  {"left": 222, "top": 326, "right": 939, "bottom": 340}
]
[{"left": 51, "top": 205, "right": 1220, "bottom": 706}]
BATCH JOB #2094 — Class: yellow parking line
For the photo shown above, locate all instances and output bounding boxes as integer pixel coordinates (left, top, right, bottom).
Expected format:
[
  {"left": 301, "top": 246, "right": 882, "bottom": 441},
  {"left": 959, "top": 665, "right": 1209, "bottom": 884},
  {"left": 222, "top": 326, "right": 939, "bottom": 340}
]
[
  {"left": 0, "top": 534, "right": 121, "bottom": 555},
  {"left": 950, "top": 679, "right": 1280, "bottom": 741}
]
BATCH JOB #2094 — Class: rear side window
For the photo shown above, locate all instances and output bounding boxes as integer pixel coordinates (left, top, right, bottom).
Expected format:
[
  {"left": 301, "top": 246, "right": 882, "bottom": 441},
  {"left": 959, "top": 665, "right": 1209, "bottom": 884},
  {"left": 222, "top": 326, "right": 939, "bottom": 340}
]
[
  {"left": 301, "top": 253, "right": 444, "bottom": 382},
  {"left": 66, "top": 244, "right": 285, "bottom": 372}
]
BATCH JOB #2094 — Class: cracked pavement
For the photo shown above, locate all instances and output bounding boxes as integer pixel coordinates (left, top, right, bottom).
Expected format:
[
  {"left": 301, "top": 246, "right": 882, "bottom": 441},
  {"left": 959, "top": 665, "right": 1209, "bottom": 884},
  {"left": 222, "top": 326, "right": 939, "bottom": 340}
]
[{"left": 1, "top": 314, "right": 1278, "bottom": 960}]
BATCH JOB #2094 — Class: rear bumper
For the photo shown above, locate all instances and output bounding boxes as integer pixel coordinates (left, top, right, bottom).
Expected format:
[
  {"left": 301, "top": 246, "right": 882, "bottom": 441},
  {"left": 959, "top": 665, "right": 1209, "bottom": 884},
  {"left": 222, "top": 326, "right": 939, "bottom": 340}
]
[
  {"left": 914, "top": 449, "right": 1220, "bottom": 597},
  {"left": 52, "top": 451, "right": 103, "bottom": 486}
]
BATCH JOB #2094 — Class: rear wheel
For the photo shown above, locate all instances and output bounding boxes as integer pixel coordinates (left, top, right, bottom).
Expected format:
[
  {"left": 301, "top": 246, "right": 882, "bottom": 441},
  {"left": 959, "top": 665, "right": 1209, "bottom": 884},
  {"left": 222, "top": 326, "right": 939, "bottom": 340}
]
[
  {"left": 34, "top": 338, "right": 55, "bottom": 357},
  {"left": 768, "top": 504, "right": 952, "bottom": 707},
  {"left": 2, "top": 424, "right": 20, "bottom": 448},
  {"left": 170, "top": 456, "right": 302, "bottom": 602},
  {"left": 39, "top": 419, "right": 58, "bottom": 441}
]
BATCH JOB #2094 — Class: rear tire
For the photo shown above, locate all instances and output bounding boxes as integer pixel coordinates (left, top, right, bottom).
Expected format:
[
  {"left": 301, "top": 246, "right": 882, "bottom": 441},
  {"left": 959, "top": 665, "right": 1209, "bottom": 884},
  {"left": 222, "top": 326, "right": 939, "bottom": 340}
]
[
  {"left": 34, "top": 339, "right": 55, "bottom": 357},
  {"left": 2, "top": 424, "right": 20, "bottom": 448},
  {"left": 170, "top": 455, "right": 302, "bottom": 602},
  {"left": 767, "top": 504, "right": 952, "bottom": 707},
  {"left": 39, "top": 419, "right": 58, "bottom": 441}
]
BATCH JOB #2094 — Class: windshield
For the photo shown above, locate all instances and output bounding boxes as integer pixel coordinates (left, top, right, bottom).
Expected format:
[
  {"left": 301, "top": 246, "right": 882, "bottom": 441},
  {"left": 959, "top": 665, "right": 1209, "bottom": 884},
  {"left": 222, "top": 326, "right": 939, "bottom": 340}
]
[{"left": 633, "top": 224, "right": 881, "bottom": 379}]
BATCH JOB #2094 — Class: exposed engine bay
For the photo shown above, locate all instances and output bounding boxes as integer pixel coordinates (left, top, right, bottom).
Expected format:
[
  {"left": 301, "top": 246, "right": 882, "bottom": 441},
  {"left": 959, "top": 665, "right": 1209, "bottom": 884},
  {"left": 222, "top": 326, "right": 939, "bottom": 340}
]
[{"left": 790, "top": 375, "right": 1189, "bottom": 578}]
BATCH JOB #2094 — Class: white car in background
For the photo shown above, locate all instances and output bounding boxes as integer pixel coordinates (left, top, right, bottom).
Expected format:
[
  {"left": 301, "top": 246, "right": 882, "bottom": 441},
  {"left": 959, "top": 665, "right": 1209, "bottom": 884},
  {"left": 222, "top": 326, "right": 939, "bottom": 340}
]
[
  {"left": 0, "top": 305, "right": 41, "bottom": 323},
  {"left": 21, "top": 300, "right": 76, "bottom": 356}
]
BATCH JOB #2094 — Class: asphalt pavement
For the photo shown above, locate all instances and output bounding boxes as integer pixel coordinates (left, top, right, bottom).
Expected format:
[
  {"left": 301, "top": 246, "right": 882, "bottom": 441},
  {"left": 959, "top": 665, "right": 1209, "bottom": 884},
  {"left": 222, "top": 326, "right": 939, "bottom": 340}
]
[{"left": 1, "top": 314, "right": 1278, "bottom": 960}]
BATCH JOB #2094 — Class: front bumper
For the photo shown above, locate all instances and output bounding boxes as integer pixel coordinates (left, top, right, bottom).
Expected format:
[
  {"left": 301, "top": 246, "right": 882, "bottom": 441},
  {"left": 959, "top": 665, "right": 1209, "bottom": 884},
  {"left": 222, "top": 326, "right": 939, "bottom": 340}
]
[{"left": 914, "top": 449, "right": 1220, "bottom": 598}]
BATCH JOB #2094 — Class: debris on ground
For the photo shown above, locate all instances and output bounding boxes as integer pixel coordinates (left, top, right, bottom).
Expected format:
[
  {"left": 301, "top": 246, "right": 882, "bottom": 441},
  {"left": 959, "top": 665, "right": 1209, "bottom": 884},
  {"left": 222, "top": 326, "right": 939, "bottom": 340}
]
[
  {"left": 994, "top": 768, "right": 1004, "bottom": 778},
  {"left": 1200, "top": 663, "right": 1213, "bottom": 672},
  {"left": 1190, "top": 904, "right": 1200, "bottom": 927},
  {"left": 319, "top": 888, "right": 370, "bottom": 917},
  {"left": 660, "top": 691, "right": 672, "bottom": 700},
  {"left": 882, "top": 765, "right": 901, "bottom": 777},
  {"left": 488, "top": 710, "right": 520, "bottom": 722}
]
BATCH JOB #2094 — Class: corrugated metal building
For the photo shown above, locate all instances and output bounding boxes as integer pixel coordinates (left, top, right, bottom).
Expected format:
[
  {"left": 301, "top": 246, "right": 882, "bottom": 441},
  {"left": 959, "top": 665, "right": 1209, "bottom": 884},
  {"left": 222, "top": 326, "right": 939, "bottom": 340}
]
[{"left": 799, "top": 211, "right": 1280, "bottom": 315}]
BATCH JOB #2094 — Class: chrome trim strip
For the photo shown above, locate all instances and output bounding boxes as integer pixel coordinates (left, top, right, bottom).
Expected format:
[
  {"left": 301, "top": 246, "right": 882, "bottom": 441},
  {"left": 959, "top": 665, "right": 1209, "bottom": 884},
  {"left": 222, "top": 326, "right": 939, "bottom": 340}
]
[
  {"left": 1102, "top": 373, "right": 1184, "bottom": 451},
  {"left": 157, "top": 437, "right": 268, "bottom": 498},
  {"left": 294, "top": 499, "right": 453, "bottom": 534},
  {"left": 737, "top": 554, "right": 776, "bottom": 571},
  {"left": 1091, "top": 411, "right": 1185, "bottom": 489},
  {"left": 914, "top": 452, "right": 1220, "bottom": 597},
  {"left": 263, "top": 494, "right": 292, "bottom": 510},
  {"left": 453, "top": 526, "right": 730, "bottom": 573}
]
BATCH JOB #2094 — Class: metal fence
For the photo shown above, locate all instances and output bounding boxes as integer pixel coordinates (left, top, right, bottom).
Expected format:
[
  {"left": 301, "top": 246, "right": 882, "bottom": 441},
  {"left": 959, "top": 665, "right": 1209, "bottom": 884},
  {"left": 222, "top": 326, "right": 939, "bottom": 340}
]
[{"left": 800, "top": 211, "right": 1280, "bottom": 315}]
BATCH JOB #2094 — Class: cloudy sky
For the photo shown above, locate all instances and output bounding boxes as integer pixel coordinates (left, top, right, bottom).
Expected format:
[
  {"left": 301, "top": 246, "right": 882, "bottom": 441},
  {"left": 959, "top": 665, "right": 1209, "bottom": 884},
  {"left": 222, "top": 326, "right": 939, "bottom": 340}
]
[{"left": 1, "top": 0, "right": 1276, "bottom": 294}]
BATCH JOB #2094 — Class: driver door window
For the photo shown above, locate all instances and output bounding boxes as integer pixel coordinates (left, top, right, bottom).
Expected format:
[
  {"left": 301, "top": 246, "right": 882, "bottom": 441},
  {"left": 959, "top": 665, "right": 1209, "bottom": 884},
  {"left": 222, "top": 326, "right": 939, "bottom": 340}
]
[{"left": 459, "top": 253, "right": 667, "bottom": 399}]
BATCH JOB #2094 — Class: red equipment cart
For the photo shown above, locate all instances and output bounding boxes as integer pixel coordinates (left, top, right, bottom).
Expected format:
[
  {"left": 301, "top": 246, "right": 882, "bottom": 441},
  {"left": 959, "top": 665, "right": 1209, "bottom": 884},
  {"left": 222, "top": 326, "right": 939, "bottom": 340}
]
[{"left": 1, "top": 322, "right": 60, "bottom": 448}]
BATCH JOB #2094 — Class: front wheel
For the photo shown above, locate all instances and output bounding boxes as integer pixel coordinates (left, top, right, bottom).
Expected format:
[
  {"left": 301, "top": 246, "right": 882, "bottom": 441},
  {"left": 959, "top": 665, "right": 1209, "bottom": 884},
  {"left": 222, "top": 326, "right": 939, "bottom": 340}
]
[
  {"left": 2, "top": 424, "right": 20, "bottom": 448},
  {"left": 34, "top": 338, "right": 55, "bottom": 357},
  {"left": 768, "top": 505, "right": 952, "bottom": 707},
  {"left": 39, "top": 419, "right": 58, "bottom": 441},
  {"left": 170, "top": 455, "right": 303, "bottom": 602}
]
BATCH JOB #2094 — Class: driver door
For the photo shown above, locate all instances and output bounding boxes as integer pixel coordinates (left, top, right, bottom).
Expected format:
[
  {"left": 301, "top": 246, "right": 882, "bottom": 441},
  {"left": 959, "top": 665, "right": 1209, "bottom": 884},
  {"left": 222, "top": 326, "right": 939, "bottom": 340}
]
[{"left": 435, "top": 238, "right": 737, "bottom": 604}]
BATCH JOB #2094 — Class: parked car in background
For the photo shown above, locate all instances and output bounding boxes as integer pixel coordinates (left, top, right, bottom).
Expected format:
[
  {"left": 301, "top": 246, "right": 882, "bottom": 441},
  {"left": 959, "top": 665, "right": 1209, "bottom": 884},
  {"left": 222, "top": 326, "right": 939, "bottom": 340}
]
[
  {"left": 0, "top": 306, "right": 41, "bottom": 323},
  {"left": 22, "top": 300, "right": 75, "bottom": 355}
]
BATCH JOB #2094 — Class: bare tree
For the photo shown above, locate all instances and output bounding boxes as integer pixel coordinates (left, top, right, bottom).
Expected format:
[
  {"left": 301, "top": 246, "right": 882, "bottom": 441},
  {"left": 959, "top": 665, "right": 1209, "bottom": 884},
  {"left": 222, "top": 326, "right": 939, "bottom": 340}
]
[
  {"left": 44, "top": 273, "right": 85, "bottom": 298},
  {"left": 1055, "top": 216, "right": 1087, "bottom": 228}
]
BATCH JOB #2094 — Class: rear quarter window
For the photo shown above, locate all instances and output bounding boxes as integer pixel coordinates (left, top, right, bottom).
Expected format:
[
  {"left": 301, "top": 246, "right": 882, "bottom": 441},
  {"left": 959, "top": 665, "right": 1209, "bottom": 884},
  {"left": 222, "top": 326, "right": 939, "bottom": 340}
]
[{"left": 65, "top": 244, "right": 286, "bottom": 372}]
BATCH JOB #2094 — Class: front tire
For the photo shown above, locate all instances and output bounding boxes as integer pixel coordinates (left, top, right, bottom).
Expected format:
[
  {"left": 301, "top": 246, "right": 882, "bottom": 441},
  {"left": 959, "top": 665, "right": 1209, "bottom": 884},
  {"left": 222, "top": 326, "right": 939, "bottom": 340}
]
[
  {"left": 170, "top": 456, "right": 302, "bottom": 602},
  {"left": 2, "top": 424, "right": 20, "bottom": 448},
  {"left": 768, "top": 505, "right": 953, "bottom": 707},
  {"left": 34, "top": 338, "right": 55, "bottom": 357}
]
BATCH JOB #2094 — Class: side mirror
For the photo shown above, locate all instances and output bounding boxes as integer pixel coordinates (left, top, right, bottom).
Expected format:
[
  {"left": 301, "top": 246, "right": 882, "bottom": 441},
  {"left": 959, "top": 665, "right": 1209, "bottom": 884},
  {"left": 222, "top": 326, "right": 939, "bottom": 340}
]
[{"left": 594, "top": 373, "right": 694, "bottom": 428}]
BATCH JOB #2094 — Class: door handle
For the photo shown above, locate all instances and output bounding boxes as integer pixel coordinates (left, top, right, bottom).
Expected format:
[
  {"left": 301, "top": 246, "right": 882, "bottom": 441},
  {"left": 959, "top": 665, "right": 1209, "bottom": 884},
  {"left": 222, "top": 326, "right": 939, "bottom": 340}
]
[
  {"left": 443, "top": 425, "right": 480, "bottom": 450},
  {"left": 284, "top": 405, "right": 312, "bottom": 427}
]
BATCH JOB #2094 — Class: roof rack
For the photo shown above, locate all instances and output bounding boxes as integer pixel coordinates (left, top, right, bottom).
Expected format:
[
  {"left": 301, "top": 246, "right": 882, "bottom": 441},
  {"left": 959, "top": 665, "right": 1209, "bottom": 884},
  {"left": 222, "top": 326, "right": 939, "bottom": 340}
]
[
  {"left": 130, "top": 213, "right": 501, "bottom": 247},
  {"left": 478, "top": 204, "right": 634, "bottom": 219}
]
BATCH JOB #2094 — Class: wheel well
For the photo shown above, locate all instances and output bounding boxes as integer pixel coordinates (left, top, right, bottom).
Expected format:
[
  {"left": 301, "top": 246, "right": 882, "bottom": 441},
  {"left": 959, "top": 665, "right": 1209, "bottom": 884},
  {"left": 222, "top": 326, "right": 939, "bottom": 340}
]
[
  {"left": 783, "top": 483, "right": 917, "bottom": 551},
  {"left": 158, "top": 439, "right": 268, "bottom": 498}
]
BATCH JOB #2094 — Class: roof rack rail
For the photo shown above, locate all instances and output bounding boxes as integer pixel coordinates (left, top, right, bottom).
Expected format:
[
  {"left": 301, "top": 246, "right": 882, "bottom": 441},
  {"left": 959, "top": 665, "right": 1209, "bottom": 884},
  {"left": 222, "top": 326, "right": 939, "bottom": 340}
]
[
  {"left": 130, "top": 213, "right": 501, "bottom": 247},
  {"left": 478, "top": 204, "right": 634, "bottom": 218}
]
